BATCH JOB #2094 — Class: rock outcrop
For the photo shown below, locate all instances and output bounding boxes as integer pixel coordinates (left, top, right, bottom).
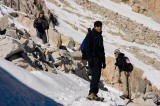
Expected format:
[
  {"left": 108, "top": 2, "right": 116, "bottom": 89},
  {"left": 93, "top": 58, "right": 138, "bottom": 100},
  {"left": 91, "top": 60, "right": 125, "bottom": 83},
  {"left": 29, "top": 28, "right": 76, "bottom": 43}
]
[{"left": 111, "top": 0, "right": 160, "bottom": 23}]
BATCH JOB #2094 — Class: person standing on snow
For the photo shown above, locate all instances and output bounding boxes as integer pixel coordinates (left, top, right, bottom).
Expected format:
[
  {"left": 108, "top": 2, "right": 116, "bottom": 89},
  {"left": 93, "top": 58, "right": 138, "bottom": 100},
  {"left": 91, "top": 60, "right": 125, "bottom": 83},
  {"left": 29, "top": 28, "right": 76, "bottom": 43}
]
[{"left": 85, "top": 21, "right": 106, "bottom": 100}]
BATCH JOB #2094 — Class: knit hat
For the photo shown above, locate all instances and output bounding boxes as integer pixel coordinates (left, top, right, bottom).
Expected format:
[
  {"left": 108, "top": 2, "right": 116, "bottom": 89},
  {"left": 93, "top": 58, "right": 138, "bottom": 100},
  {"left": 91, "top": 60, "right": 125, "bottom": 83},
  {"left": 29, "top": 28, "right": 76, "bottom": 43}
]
[
  {"left": 94, "top": 21, "right": 102, "bottom": 27},
  {"left": 114, "top": 49, "right": 121, "bottom": 54},
  {"left": 39, "top": 10, "right": 44, "bottom": 14}
]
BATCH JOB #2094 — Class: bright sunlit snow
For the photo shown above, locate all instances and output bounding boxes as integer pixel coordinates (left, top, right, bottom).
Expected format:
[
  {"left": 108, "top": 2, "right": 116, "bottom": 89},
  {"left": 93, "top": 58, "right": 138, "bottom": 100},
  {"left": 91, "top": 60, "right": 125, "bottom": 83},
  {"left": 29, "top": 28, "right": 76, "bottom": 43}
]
[
  {"left": 0, "top": 58, "right": 123, "bottom": 106},
  {"left": 89, "top": 0, "right": 160, "bottom": 31},
  {"left": 1, "top": 0, "right": 160, "bottom": 105},
  {"left": 44, "top": 0, "right": 160, "bottom": 89}
]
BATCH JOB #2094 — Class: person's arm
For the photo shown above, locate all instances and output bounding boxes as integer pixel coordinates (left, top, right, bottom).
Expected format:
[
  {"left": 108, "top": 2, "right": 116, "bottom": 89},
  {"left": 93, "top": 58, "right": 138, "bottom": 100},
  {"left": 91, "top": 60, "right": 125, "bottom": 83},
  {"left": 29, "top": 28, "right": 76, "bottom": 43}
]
[
  {"left": 101, "top": 36, "right": 106, "bottom": 69},
  {"left": 33, "top": 18, "right": 38, "bottom": 28}
]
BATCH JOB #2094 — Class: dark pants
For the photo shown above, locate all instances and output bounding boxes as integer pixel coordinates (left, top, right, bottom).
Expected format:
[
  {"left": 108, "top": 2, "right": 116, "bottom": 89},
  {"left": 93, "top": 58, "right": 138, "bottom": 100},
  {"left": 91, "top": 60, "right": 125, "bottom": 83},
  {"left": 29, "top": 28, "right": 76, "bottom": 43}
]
[
  {"left": 37, "top": 31, "right": 47, "bottom": 44},
  {"left": 89, "top": 57, "right": 102, "bottom": 94}
]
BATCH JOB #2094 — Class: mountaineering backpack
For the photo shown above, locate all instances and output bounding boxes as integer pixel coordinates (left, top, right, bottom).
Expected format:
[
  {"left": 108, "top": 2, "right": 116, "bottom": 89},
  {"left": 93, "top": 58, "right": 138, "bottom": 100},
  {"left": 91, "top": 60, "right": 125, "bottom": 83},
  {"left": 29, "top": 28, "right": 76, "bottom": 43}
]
[
  {"left": 80, "top": 28, "right": 92, "bottom": 60},
  {"left": 80, "top": 38, "right": 87, "bottom": 60},
  {"left": 122, "top": 57, "right": 133, "bottom": 72}
]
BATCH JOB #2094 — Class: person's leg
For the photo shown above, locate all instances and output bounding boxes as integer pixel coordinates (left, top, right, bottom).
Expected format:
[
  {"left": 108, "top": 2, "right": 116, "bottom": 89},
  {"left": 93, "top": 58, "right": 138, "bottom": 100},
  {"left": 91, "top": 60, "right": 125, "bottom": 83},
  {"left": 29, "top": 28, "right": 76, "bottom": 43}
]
[
  {"left": 127, "top": 74, "right": 131, "bottom": 99},
  {"left": 89, "top": 57, "right": 101, "bottom": 94},
  {"left": 36, "top": 31, "right": 41, "bottom": 39},
  {"left": 118, "top": 70, "right": 122, "bottom": 83},
  {"left": 42, "top": 32, "right": 47, "bottom": 44},
  {"left": 122, "top": 72, "right": 130, "bottom": 99},
  {"left": 96, "top": 58, "right": 103, "bottom": 94}
]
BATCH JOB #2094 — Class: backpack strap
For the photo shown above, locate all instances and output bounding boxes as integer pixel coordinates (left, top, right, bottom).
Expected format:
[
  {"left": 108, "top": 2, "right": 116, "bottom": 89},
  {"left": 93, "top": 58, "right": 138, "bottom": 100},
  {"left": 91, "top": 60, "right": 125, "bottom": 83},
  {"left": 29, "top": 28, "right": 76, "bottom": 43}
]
[{"left": 87, "top": 28, "right": 96, "bottom": 56}]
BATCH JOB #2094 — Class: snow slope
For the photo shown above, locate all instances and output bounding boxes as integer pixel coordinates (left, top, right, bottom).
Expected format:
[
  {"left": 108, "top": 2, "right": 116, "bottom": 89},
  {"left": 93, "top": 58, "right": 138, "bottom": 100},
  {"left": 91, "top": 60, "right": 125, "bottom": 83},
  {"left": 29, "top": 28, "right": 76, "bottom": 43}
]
[
  {"left": 0, "top": 58, "right": 123, "bottom": 106},
  {"left": 89, "top": 0, "right": 160, "bottom": 31},
  {"left": 1, "top": 0, "right": 160, "bottom": 105},
  {"left": 44, "top": 0, "right": 160, "bottom": 89}
]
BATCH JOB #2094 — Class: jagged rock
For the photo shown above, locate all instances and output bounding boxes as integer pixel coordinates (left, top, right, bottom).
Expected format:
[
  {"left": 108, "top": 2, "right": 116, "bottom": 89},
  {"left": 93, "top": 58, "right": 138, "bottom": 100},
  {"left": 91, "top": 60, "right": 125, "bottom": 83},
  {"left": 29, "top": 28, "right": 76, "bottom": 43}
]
[
  {"left": 5, "top": 29, "right": 18, "bottom": 39},
  {"left": 69, "top": 51, "right": 82, "bottom": 60},
  {"left": 133, "top": 97, "right": 145, "bottom": 104},
  {"left": 9, "top": 12, "right": 19, "bottom": 17},
  {"left": 144, "top": 99, "right": 156, "bottom": 106},
  {"left": 0, "top": 37, "right": 19, "bottom": 58},
  {"left": 61, "top": 35, "right": 73, "bottom": 47},
  {"left": 46, "top": 47, "right": 57, "bottom": 53},
  {"left": 143, "top": 92, "right": 159, "bottom": 102},
  {"left": 54, "top": 50, "right": 76, "bottom": 73},
  {"left": 153, "top": 60, "right": 160, "bottom": 70},
  {"left": 132, "top": 4, "right": 140, "bottom": 13},
  {"left": 0, "top": 16, "right": 9, "bottom": 29},
  {"left": 48, "top": 29, "right": 62, "bottom": 49},
  {"left": 12, "top": 58, "right": 35, "bottom": 71},
  {"left": 16, "top": 15, "right": 36, "bottom": 37},
  {"left": 123, "top": 34, "right": 136, "bottom": 42},
  {"left": 51, "top": 51, "right": 61, "bottom": 60},
  {"left": 18, "top": 38, "right": 29, "bottom": 45},
  {"left": 146, "top": 84, "right": 152, "bottom": 93},
  {"left": 74, "top": 66, "right": 89, "bottom": 81},
  {"left": 67, "top": 37, "right": 75, "bottom": 50}
]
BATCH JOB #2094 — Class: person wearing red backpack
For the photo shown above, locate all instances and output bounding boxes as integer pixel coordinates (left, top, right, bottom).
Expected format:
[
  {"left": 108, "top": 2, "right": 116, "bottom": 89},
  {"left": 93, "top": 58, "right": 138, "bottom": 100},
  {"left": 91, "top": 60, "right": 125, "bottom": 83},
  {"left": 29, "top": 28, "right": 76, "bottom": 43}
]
[{"left": 114, "top": 49, "right": 133, "bottom": 99}]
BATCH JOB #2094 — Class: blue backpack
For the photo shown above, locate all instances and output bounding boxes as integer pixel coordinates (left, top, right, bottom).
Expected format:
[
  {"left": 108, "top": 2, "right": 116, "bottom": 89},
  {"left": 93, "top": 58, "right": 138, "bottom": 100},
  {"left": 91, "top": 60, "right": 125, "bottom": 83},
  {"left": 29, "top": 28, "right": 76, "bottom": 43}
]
[
  {"left": 80, "top": 39, "right": 87, "bottom": 60},
  {"left": 80, "top": 28, "right": 93, "bottom": 60},
  {"left": 80, "top": 39, "right": 85, "bottom": 52}
]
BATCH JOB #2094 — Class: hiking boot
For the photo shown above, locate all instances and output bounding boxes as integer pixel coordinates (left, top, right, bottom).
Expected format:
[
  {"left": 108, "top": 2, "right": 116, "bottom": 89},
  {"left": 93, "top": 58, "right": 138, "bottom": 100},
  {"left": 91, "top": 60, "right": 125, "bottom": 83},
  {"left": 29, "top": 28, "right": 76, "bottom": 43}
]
[{"left": 87, "top": 93, "right": 98, "bottom": 100}]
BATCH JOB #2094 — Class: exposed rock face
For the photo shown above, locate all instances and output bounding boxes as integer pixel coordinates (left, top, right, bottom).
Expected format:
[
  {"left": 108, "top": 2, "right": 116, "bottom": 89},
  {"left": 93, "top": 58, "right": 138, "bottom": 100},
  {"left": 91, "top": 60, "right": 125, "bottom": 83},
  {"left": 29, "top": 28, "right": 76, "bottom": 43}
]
[
  {"left": 0, "top": 16, "right": 10, "bottom": 29},
  {"left": 75, "top": 0, "right": 160, "bottom": 47},
  {"left": 137, "top": 0, "right": 160, "bottom": 23},
  {"left": 112, "top": 0, "right": 160, "bottom": 23},
  {"left": 12, "top": 58, "right": 36, "bottom": 71},
  {"left": 48, "top": 29, "right": 62, "bottom": 49},
  {"left": 2, "top": 0, "right": 47, "bottom": 17},
  {"left": 0, "top": 37, "right": 19, "bottom": 58},
  {"left": 16, "top": 15, "right": 36, "bottom": 36}
]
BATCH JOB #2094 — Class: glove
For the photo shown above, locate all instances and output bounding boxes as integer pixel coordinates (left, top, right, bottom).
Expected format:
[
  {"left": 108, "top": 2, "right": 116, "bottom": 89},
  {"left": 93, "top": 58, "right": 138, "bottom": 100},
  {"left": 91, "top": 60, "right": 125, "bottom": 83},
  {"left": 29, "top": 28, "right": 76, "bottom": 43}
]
[
  {"left": 102, "top": 56, "right": 106, "bottom": 69},
  {"left": 102, "top": 63, "right": 106, "bottom": 69}
]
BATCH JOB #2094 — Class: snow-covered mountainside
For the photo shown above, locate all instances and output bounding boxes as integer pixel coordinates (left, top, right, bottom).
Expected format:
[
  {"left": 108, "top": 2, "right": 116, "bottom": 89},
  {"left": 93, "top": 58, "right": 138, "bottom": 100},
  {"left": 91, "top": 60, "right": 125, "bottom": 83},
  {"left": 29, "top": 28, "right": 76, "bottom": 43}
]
[
  {"left": 44, "top": 0, "right": 160, "bottom": 88},
  {"left": 0, "top": 0, "right": 160, "bottom": 106},
  {"left": 0, "top": 58, "right": 123, "bottom": 106}
]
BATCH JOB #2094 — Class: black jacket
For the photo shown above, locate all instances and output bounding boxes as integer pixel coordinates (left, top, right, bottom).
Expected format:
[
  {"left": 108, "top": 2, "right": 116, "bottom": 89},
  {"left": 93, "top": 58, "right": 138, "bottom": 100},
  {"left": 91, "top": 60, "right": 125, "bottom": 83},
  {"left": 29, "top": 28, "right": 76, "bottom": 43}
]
[
  {"left": 33, "top": 17, "right": 49, "bottom": 33},
  {"left": 84, "top": 28, "right": 105, "bottom": 61},
  {"left": 115, "top": 53, "right": 126, "bottom": 71}
]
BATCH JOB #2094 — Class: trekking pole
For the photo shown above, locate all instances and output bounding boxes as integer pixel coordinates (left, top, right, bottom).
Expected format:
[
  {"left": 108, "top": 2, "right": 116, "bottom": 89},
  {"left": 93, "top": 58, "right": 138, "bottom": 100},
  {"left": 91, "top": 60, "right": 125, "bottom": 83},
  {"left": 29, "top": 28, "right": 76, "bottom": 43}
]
[
  {"left": 126, "top": 73, "right": 130, "bottom": 99},
  {"left": 47, "top": 29, "right": 49, "bottom": 43},
  {"left": 118, "top": 80, "right": 121, "bottom": 97},
  {"left": 111, "top": 66, "right": 116, "bottom": 85},
  {"left": 116, "top": 66, "right": 121, "bottom": 97}
]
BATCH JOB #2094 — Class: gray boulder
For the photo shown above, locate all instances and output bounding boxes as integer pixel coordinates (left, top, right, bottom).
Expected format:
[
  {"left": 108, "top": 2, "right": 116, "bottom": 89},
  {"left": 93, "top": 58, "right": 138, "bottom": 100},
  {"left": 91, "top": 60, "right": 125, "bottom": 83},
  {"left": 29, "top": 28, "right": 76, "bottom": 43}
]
[
  {"left": 143, "top": 92, "right": 159, "bottom": 102},
  {"left": 0, "top": 37, "right": 19, "bottom": 58}
]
